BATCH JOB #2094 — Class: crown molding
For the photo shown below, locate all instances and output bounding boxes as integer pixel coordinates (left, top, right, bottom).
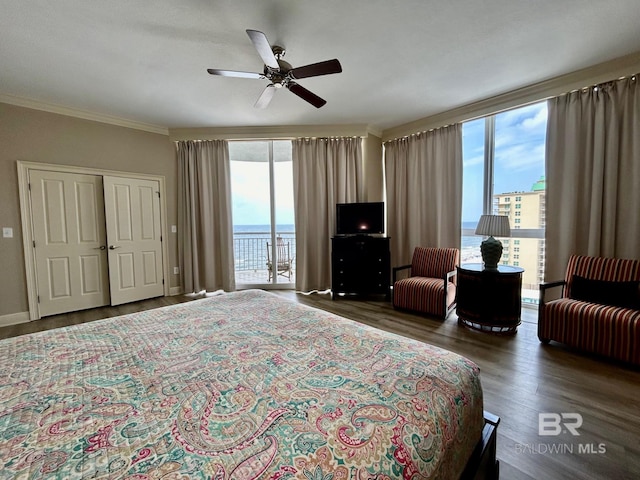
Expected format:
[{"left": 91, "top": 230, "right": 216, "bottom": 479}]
[
  {"left": 169, "top": 124, "right": 380, "bottom": 141},
  {"left": 0, "top": 93, "right": 169, "bottom": 135},
  {"left": 0, "top": 92, "right": 381, "bottom": 140},
  {"left": 0, "top": 94, "right": 382, "bottom": 141},
  {"left": 382, "top": 50, "right": 640, "bottom": 142}
]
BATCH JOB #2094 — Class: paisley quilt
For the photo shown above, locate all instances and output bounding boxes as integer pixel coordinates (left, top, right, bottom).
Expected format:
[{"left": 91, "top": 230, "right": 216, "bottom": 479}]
[{"left": 0, "top": 290, "right": 483, "bottom": 479}]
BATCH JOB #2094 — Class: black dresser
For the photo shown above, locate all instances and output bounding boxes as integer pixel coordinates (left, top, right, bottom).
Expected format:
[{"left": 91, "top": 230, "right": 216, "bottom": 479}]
[{"left": 331, "top": 236, "right": 391, "bottom": 299}]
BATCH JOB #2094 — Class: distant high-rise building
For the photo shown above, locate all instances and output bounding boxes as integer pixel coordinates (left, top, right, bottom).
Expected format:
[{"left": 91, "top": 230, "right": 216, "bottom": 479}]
[{"left": 494, "top": 176, "right": 546, "bottom": 301}]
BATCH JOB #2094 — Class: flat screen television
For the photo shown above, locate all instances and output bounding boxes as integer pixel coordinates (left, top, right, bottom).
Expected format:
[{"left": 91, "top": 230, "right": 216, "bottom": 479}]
[{"left": 336, "top": 202, "right": 384, "bottom": 235}]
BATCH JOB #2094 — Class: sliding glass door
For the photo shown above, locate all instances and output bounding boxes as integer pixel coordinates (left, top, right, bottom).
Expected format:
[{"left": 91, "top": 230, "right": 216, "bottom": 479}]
[{"left": 229, "top": 140, "right": 295, "bottom": 288}]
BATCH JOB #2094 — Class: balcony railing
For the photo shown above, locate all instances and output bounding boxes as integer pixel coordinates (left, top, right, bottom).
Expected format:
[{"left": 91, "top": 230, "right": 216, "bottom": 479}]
[{"left": 233, "top": 231, "right": 296, "bottom": 284}]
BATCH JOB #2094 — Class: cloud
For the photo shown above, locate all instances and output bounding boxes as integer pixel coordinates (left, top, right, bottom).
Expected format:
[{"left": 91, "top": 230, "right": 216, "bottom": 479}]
[
  {"left": 463, "top": 152, "right": 484, "bottom": 167},
  {"left": 462, "top": 101, "right": 547, "bottom": 196},
  {"left": 498, "top": 102, "right": 547, "bottom": 129},
  {"left": 230, "top": 155, "right": 295, "bottom": 225},
  {"left": 494, "top": 104, "right": 547, "bottom": 155},
  {"left": 522, "top": 104, "right": 548, "bottom": 130},
  {"left": 462, "top": 120, "right": 485, "bottom": 167},
  {"left": 495, "top": 142, "right": 545, "bottom": 172}
]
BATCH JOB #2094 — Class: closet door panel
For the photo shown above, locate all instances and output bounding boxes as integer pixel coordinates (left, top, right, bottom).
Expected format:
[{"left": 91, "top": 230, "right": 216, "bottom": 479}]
[
  {"left": 30, "top": 170, "right": 109, "bottom": 316},
  {"left": 104, "top": 176, "right": 164, "bottom": 305}
]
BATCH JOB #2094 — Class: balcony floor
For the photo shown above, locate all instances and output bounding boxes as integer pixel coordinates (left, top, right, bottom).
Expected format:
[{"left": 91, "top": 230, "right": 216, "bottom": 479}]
[{"left": 235, "top": 269, "right": 296, "bottom": 286}]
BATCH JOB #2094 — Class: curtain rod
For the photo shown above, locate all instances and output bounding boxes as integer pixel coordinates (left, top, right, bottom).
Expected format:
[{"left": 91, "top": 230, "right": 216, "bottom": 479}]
[
  {"left": 571, "top": 72, "right": 638, "bottom": 94},
  {"left": 383, "top": 123, "right": 456, "bottom": 145}
]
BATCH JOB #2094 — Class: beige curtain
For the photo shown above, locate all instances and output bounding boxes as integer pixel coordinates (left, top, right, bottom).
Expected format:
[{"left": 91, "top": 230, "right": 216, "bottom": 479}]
[
  {"left": 545, "top": 75, "right": 640, "bottom": 281},
  {"left": 177, "top": 140, "right": 235, "bottom": 293},
  {"left": 292, "top": 137, "right": 363, "bottom": 291},
  {"left": 384, "top": 125, "right": 463, "bottom": 268}
]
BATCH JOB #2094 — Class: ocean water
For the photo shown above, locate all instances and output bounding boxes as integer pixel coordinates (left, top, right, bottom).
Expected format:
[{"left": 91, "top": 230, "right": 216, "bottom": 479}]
[
  {"left": 233, "top": 225, "right": 295, "bottom": 271},
  {"left": 233, "top": 224, "right": 482, "bottom": 270},
  {"left": 461, "top": 221, "right": 483, "bottom": 262},
  {"left": 234, "top": 224, "right": 295, "bottom": 235},
  {"left": 462, "top": 236, "right": 482, "bottom": 248}
]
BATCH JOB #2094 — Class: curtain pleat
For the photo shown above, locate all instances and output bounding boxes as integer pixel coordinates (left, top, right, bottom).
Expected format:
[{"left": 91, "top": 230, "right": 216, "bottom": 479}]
[
  {"left": 383, "top": 125, "right": 463, "bottom": 269},
  {"left": 545, "top": 76, "right": 640, "bottom": 281},
  {"left": 177, "top": 140, "right": 235, "bottom": 293},
  {"left": 292, "top": 137, "right": 363, "bottom": 291}
]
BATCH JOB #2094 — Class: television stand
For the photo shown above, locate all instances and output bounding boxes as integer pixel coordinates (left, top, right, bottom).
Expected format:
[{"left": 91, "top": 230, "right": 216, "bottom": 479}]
[{"left": 331, "top": 236, "right": 390, "bottom": 300}]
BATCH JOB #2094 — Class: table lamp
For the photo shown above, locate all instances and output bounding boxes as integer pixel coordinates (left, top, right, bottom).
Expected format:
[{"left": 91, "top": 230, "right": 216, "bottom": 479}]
[{"left": 475, "top": 215, "right": 511, "bottom": 271}]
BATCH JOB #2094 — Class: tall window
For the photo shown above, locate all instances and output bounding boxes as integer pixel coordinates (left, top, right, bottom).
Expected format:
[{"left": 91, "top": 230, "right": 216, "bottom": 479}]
[
  {"left": 462, "top": 102, "right": 547, "bottom": 305},
  {"left": 229, "top": 141, "right": 295, "bottom": 288}
]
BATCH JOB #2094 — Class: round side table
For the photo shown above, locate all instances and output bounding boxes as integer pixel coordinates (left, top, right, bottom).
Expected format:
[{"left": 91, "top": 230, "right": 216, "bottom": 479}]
[{"left": 456, "top": 263, "right": 524, "bottom": 334}]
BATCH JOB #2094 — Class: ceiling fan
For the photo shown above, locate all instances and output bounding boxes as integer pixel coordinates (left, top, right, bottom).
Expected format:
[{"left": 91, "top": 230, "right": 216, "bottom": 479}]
[{"left": 207, "top": 29, "right": 342, "bottom": 109}]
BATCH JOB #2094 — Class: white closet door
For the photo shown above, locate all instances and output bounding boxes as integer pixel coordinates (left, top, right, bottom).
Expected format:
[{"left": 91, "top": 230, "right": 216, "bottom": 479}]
[
  {"left": 30, "top": 170, "right": 109, "bottom": 316},
  {"left": 103, "top": 176, "right": 164, "bottom": 305}
]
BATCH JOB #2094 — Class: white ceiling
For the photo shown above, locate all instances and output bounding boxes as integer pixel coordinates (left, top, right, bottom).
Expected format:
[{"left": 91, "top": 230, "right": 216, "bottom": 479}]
[{"left": 2, "top": 0, "right": 640, "bottom": 133}]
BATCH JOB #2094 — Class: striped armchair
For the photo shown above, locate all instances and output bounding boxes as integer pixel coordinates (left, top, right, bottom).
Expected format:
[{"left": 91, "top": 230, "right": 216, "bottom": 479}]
[
  {"left": 392, "top": 247, "right": 459, "bottom": 319},
  {"left": 538, "top": 255, "right": 640, "bottom": 365}
]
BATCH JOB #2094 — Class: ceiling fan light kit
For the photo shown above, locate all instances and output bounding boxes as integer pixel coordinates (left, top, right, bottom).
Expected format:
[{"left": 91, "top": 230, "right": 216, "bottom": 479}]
[{"left": 207, "top": 29, "right": 342, "bottom": 109}]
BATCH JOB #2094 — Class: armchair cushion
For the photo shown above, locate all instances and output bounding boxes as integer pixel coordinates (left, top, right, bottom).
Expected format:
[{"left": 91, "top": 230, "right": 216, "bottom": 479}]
[
  {"left": 539, "top": 298, "right": 640, "bottom": 365},
  {"left": 394, "top": 277, "right": 457, "bottom": 318},
  {"left": 539, "top": 254, "right": 640, "bottom": 365},
  {"left": 392, "top": 247, "right": 459, "bottom": 319},
  {"left": 571, "top": 275, "right": 640, "bottom": 310},
  {"left": 411, "top": 247, "right": 459, "bottom": 280}
]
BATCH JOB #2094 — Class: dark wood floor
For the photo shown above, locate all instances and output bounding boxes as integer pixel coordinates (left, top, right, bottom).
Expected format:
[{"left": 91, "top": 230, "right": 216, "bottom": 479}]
[{"left": 2, "top": 291, "right": 639, "bottom": 480}]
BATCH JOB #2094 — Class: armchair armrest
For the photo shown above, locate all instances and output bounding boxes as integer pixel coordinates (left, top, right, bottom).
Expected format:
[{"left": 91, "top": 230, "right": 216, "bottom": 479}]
[
  {"left": 444, "top": 269, "right": 457, "bottom": 302},
  {"left": 392, "top": 264, "right": 412, "bottom": 284},
  {"left": 539, "top": 280, "right": 566, "bottom": 305}
]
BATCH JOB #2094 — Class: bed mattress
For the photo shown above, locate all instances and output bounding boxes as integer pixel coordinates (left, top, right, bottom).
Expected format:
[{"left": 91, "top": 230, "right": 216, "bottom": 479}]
[{"left": 0, "top": 290, "right": 484, "bottom": 479}]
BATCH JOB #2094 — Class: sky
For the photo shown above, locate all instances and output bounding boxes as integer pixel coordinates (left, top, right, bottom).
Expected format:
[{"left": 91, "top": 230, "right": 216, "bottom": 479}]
[
  {"left": 229, "top": 140, "right": 295, "bottom": 226},
  {"left": 462, "top": 101, "right": 547, "bottom": 224},
  {"left": 229, "top": 101, "right": 548, "bottom": 227}
]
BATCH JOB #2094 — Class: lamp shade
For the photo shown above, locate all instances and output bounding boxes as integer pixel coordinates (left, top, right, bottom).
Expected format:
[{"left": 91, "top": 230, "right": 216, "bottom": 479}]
[{"left": 475, "top": 215, "right": 511, "bottom": 238}]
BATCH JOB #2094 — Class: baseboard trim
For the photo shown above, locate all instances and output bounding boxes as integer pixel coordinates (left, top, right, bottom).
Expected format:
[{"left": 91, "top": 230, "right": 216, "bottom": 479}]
[
  {"left": 169, "top": 287, "right": 184, "bottom": 296},
  {"left": 0, "top": 311, "right": 31, "bottom": 327}
]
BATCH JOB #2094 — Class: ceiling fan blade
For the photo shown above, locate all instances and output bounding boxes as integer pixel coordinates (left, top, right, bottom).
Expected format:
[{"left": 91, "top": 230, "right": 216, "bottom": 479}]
[
  {"left": 246, "top": 29, "right": 279, "bottom": 70},
  {"left": 288, "top": 82, "right": 327, "bottom": 108},
  {"left": 207, "top": 69, "right": 264, "bottom": 79},
  {"left": 254, "top": 84, "right": 277, "bottom": 109},
  {"left": 290, "top": 59, "right": 342, "bottom": 79}
]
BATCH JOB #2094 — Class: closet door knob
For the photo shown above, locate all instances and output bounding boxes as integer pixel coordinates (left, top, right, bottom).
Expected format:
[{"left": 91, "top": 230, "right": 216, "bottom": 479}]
[
  {"left": 93, "top": 246, "right": 106, "bottom": 250},
  {"left": 109, "top": 245, "right": 120, "bottom": 250}
]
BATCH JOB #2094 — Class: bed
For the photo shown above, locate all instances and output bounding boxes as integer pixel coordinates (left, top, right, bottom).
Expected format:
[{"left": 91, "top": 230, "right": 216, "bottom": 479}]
[{"left": 0, "top": 290, "right": 497, "bottom": 479}]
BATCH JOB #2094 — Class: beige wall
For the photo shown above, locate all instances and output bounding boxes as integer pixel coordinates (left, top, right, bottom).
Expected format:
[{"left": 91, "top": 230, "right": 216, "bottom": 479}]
[
  {"left": 0, "top": 103, "right": 178, "bottom": 317},
  {"left": 0, "top": 105, "right": 386, "bottom": 317}
]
